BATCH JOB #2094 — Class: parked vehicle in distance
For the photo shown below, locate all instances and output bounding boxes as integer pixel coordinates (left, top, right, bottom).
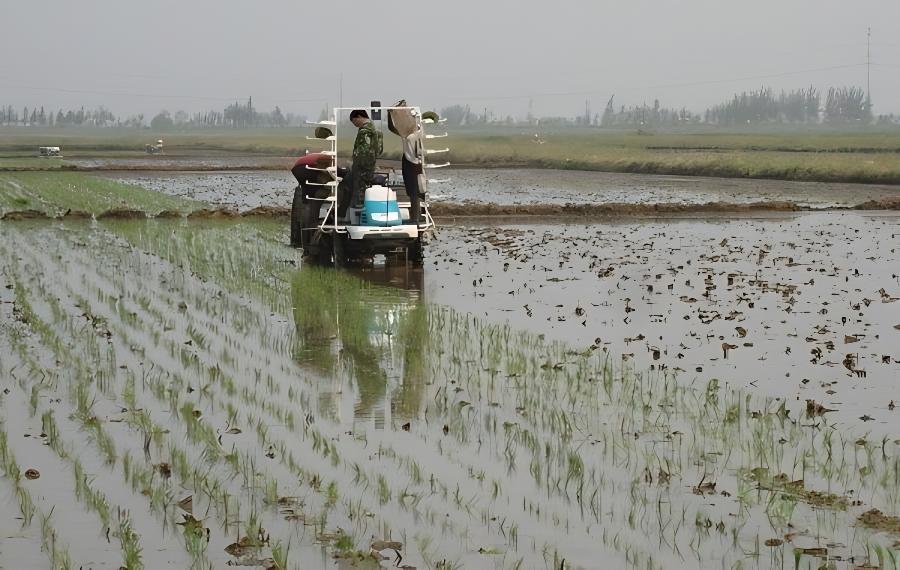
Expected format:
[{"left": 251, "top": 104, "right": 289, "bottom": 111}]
[{"left": 145, "top": 140, "right": 164, "bottom": 154}]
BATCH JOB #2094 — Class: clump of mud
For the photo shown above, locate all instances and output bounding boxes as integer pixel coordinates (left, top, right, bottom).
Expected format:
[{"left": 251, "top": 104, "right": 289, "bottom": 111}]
[
  {"left": 241, "top": 205, "right": 291, "bottom": 218},
  {"left": 852, "top": 198, "right": 900, "bottom": 210},
  {"left": 1, "top": 209, "right": 51, "bottom": 221},
  {"left": 429, "top": 200, "right": 804, "bottom": 218},
  {"left": 154, "top": 210, "right": 184, "bottom": 219},
  {"left": 96, "top": 208, "right": 147, "bottom": 220},
  {"left": 188, "top": 208, "right": 241, "bottom": 220},
  {"left": 857, "top": 509, "right": 900, "bottom": 533}
]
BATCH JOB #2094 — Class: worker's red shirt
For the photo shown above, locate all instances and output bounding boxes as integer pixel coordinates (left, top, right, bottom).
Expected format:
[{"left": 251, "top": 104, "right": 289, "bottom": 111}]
[
  {"left": 291, "top": 153, "right": 329, "bottom": 184},
  {"left": 293, "top": 153, "right": 328, "bottom": 169}
]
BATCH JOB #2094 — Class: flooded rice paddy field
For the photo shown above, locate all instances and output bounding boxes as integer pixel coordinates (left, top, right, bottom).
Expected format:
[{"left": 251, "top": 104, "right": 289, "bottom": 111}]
[
  {"left": 107, "top": 168, "right": 900, "bottom": 211},
  {"left": 1, "top": 213, "right": 899, "bottom": 570},
  {"left": 423, "top": 212, "right": 900, "bottom": 432},
  {"left": 70, "top": 155, "right": 293, "bottom": 171},
  {"left": 111, "top": 170, "right": 295, "bottom": 212}
]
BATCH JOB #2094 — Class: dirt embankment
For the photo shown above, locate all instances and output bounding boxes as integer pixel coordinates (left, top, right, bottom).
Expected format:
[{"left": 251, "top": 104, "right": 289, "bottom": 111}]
[
  {"left": 240, "top": 205, "right": 291, "bottom": 218},
  {"left": 187, "top": 208, "right": 241, "bottom": 220},
  {"left": 430, "top": 198, "right": 900, "bottom": 217},
  {"left": 96, "top": 208, "right": 148, "bottom": 220},
  {"left": 428, "top": 201, "right": 805, "bottom": 217},
  {"left": 851, "top": 197, "right": 900, "bottom": 210},
  {"left": 0, "top": 209, "right": 50, "bottom": 221},
  {"left": 3, "top": 198, "right": 900, "bottom": 223}
]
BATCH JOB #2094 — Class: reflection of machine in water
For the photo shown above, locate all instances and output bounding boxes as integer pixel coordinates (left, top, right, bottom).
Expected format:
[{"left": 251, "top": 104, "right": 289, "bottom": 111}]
[{"left": 290, "top": 265, "right": 427, "bottom": 428}]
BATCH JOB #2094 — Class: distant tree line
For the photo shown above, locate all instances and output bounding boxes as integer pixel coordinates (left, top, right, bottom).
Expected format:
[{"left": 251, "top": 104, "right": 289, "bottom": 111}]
[
  {"left": 599, "top": 97, "right": 699, "bottom": 128},
  {"left": 1, "top": 100, "right": 306, "bottom": 129},
  {"left": 704, "top": 86, "right": 873, "bottom": 125},
  {"left": 148, "top": 100, "right": 305, "bottom": 129},
  {"left": 436, "top": 85, "right": 893, "bottom": 128},
  {"left": 0, "top": 105, "right": 130, "bottom": 127},
  {"left": 4, "top": 85, "right": 898, "bottom": 130}
]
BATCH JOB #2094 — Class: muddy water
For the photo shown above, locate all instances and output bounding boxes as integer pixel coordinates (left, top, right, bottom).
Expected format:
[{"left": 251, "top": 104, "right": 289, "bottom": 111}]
[
  {"left": 3, "top": 219, "right": 898, "bottom": 570},
  {"left": 6, "top": 148, "right": 900, "bottom": 570},
  {"left": 110, "top": 170, "right": 295, "bottom": 211},
  {"left": 421, "top": 211, "right": 900, "bottom": 432},
  {"left": 106, "top": 168, "right": 900, "bottom": 212},
  {"left": 70, "top": 155, "right": 293, "bottom": 170},
  {"left": 437, "top": 169, "right": 900, "bottom": 207}
]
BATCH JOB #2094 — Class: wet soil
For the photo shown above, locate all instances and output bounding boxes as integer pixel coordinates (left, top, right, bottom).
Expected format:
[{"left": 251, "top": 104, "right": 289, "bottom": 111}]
[
  {"left": 105, "top": 168, "right": 900, "bottom": 214},
  {"left": 3, "top": 163, "right": 900, "bottom": 569},
  {"left": 95, "top": 208, "right": 147, "bottom": 220},
  {"left": 421, "top": 212, "right": 900, "bottom": 431},
  {"left": 69, "top": 155, "right": 294, "bottom": 171},
  {"left": 1, "top": 209, "right": 50, "bottom": 221}
]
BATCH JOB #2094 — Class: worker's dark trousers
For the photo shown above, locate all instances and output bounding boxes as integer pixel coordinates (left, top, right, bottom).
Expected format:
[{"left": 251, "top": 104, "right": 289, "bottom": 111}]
[
  {"left": 337, "top": 166, "right": 373, "bottom": 218},
  {"left": 402, "top": 157, "right": 422, "bottom": 224}
]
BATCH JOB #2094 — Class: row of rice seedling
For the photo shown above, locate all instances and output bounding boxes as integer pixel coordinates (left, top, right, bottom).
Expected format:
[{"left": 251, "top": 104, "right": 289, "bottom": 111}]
[
  {"left": 1, "top": 234, "right": 296, "bottom": 567},
  {"left": 2, "top": 219, "right": 899, "bottom": 569},
  {"left": 1, "top": 258, "right": 218, "bottom": 567},
  {"left": 7, "top": 221, "right": 640, "bottom": 564},
  {"left": 6, "top": 223, "right": 473, "bottom": 566},
  {"left": 0, "top": 172, "right": 199, "bottom": 217},
  {"left": 109, "top": 220, "right": 893, "bottom": 564}
]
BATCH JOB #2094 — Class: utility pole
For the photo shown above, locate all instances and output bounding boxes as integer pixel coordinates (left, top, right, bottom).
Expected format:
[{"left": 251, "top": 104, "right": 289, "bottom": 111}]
[
  {"left": 339, "top": 73, "right": 343, "bottom": 108},
  {"left": 866, "top": 26, "right": 872, "bottom": 113}
]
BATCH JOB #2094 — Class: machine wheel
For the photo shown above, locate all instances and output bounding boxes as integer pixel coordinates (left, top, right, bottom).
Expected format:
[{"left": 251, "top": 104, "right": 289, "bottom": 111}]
[
  {"left": 290, "top": 187, "right": 303, "bottom": 249},
  {"left": 409, "top": 238, "right": 425, "bottom": 266}
]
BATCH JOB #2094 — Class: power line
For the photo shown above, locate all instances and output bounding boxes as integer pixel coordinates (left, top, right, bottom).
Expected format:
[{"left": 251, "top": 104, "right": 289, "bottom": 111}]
[
  {"left": 867, "top": 26, "right": 872, "bottom": 107},
  {"left": 441, "top": 62, "right": 869, "bottom": 103}
]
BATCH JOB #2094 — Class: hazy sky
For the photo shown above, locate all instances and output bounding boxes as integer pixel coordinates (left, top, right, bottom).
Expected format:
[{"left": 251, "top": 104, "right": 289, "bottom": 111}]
[{"left": 2, "top": 0, "right": 898, "bottom": 119}]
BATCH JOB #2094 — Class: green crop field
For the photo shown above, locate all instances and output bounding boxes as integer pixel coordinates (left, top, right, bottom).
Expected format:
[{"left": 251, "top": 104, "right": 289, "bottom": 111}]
[
  {"left": 0, "top": 172, "right": 200, "bottom": 217},
  {"left": 3, "top": 126, "right": 900, "bottom": 184}
]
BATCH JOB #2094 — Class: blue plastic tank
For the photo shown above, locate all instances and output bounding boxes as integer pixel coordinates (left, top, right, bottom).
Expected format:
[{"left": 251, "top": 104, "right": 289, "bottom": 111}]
[{"left": 361, "top": 186, "right": 402, "bottom": 226}]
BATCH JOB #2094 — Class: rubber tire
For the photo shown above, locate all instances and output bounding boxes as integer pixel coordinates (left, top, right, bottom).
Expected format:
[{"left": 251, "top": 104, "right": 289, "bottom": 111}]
[
  {"left": 290, "top": 187, "right": 303, "bottom": 248},
  {"left": 409, "top": 238, "right": 425, "bottom": 266}
]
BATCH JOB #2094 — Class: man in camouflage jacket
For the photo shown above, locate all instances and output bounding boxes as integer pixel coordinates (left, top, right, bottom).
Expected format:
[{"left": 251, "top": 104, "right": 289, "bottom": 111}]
[{"left": 338, "top": 109, "right": 379, "bottom": 216}]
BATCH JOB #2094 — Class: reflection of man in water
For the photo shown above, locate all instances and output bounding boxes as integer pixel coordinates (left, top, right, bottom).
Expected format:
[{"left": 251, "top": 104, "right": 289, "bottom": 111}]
[
  {"left": 337, "top": 109, "right": 379, "bottom": 218},
  {"left": 290, "top": 268, "right": 427, "bottom": 422}
]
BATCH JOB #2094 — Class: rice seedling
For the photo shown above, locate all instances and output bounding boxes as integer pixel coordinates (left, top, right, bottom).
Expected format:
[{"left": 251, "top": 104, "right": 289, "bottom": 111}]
[
  {"left": 116, "top": 509, "right": 144, "bottom": 569},
  {"left": 0, "top": 424, "right": 35, "bottom": 526},
  {"left": 3, "top": 216, "right": 899, "bottom": 570},
  {"left": 271, "top": 539, "right": 290, "bottom": 570},
  {"left": 38, "top": 509, "right": 73, "bottom": 570}
]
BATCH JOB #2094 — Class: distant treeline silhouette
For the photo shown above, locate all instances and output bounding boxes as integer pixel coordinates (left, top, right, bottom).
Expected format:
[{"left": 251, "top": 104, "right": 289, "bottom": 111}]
[
  {"left": 598, "top": 98, "right": 699, "bottom": 128},
  {"left": 704, "top": 86, "right": 873, "bottom": 125},
  {"left": 2, "top": 86, "right": 898, "bottom": 129},
  {"left": 0, "top": 100, "right": 306, "bottom": 129},
  {"left": 0, "top": 105, "right": 127, "bottom": 127}
]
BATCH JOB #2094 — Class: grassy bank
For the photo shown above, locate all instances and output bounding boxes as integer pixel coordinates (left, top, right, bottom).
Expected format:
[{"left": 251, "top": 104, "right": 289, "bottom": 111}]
[
  {"left": 0, "top": 172, "right": 200, "bottom": 217},
  {"left": 3, "top": 126, "right": 900, "bottom": 184},
  {"left": 0, "top": 157, "right": 77, "bottom": 171},
  {"left": 441, "top": 127, "right": 900, "bottom": 184}
]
